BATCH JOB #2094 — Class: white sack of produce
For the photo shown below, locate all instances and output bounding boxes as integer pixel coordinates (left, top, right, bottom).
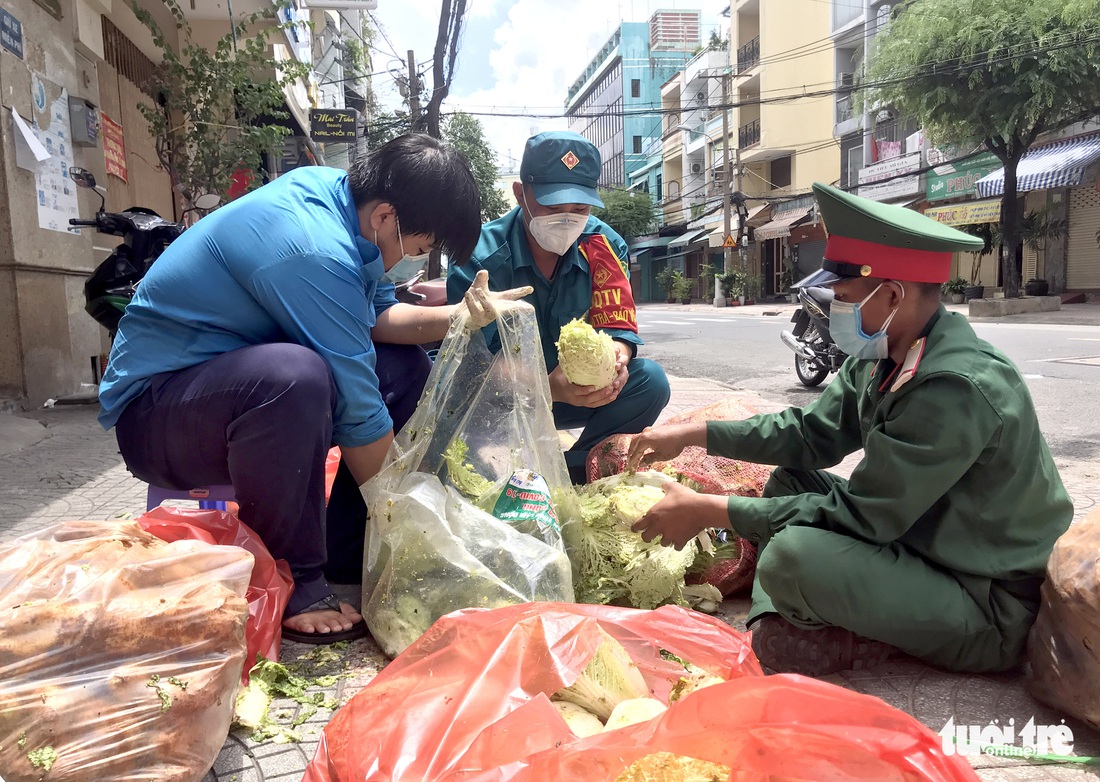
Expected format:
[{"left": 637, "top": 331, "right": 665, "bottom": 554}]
[
  {"left": 362, "top": 301, "right": 575, "bottom": 658},
  {"left": 0, "top": 520, "right": 251, "bottom": 782}
]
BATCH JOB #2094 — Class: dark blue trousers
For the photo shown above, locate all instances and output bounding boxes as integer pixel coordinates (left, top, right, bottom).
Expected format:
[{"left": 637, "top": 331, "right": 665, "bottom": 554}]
[
  {"left": 553, "top": 357, "right": 670, "bottom": 479},
  {"left": 115, "top": 342, "right": 431, "bottom": 616}
]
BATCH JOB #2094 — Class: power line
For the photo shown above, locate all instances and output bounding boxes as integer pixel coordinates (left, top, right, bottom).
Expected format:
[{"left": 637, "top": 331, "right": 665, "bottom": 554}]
[{"left": 437, "top": 31, "right": 1100, "bottom": 123}]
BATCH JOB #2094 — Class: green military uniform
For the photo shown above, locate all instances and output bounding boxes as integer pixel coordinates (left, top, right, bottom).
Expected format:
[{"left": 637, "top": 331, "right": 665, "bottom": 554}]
[{"left": 708, "top": 184, "right": 1073, "bottom": 673}]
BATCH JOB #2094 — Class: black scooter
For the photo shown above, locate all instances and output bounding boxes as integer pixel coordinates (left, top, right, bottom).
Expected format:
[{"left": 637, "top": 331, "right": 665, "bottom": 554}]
[
  {"left": 779, "top": 269, "right": 849, "bottom": 387},
  {"left": 69, "top": 167, "right": 219, "bottom": 338}
]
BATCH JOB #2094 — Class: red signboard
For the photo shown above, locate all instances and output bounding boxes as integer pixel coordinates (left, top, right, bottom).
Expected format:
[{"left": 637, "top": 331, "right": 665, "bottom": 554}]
[{"left": 101, "top": 113, "right": 127, "bottom": 183}]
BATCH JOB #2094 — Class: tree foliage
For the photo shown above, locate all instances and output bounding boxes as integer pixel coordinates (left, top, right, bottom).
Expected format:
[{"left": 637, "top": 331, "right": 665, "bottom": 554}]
[
  {"left": 131, "top": 0, "right": 309, "bottom": 208},
  {"left": 864, "top": 0, "right": 1100, "bottom": 296},
  {"left": 442, "top": 113, "right": 509, "bottom": 222},
  {"left": 592, "top": 188, "right": 657, "bottom": 240},
  {"left": 362, "top": 111, "right": 507, "bottom": 223}
]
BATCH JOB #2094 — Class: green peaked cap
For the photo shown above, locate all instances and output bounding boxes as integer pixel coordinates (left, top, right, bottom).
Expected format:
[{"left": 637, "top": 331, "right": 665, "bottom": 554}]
[
  {"left": 812, "top": 182, "right": 985, "bottom": 284},
  {"left": 812, "top": 183, "right": 985, "bottom": 252}
]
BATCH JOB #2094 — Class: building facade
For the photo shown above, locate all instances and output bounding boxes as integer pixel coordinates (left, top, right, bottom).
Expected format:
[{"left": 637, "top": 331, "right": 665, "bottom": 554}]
[
  {"left": 728, "top": 0, "right": 837, "bottom": 297},
  {"left": 0, "top": 0, "right": 322, "bottom": 409},
  {"left": 565, "top": 11, "right": 701, "bottom": 189}
]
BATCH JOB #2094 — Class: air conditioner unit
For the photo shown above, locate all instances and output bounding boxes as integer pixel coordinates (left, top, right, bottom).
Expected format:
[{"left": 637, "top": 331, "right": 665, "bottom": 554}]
[
  {"left": 690, "top": 162, "right": 704, "bottom": 174},
  {"left": 695, "top": 90, "right": 708, "bottom": 104},
  {"left": 837, "top": 72, "right": 855, "bottom": 89}
]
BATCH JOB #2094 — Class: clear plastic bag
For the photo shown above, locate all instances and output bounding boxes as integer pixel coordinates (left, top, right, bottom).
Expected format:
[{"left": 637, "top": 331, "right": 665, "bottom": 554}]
[
  {"left": 303, "top": 603, "right": 978, "bottom": 782},
  {"left": 0, "top": 520, "right": 250, "bottom": 781},
  {"left": 137, "top": 506, "right": 294, "bottom": 683},
  {"left": 1027, "top": 509, "right": 1100, "bottom": 730},
  {"left": 361, "top": 302, "right": 574, "bottom": 658}
]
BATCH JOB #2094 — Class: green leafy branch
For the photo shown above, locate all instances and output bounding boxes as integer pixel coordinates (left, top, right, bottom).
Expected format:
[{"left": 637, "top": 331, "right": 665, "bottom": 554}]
[{"left": 130, "top": 0, "right": 311, "bottom": 208}]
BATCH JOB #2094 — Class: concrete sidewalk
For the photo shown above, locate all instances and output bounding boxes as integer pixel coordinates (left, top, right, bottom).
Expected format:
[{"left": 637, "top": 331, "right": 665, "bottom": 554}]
[{"left": 1, "top": 379, "right": 1098, "bottom": 781}]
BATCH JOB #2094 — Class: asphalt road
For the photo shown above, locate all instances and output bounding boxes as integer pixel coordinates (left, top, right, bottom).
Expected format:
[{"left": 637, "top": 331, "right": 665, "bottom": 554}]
[{"left": 635, "top": 306, "right": 1100, "bottom": 468}]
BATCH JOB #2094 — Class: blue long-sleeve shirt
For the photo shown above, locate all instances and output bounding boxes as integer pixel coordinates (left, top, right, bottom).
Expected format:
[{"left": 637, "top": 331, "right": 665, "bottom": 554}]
[{"left": 97, "top": 166, "right": 399, "bottom": 447}]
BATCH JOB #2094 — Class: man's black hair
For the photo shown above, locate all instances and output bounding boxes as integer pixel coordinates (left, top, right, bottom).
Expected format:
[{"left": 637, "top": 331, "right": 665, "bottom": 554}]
[{"left": 348, "top": 134, "right": 481, "bottom": 263}]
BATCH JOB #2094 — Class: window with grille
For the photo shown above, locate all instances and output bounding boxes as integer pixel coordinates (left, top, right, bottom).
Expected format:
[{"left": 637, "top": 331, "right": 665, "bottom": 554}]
[{"left": 102, "top": 18, "right": 158, "bottom": 96}]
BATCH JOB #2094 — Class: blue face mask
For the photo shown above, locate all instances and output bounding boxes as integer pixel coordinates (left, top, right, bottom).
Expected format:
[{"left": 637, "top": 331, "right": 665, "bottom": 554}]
[
  {"left": 380, "top": 219, "right": 431, "bottom": 284},
  {"left": 829, "top": 282, "right": 903, "bottom": 360}
]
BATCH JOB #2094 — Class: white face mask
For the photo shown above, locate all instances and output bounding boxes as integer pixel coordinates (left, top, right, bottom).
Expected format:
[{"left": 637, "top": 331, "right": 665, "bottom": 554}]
[
  {"left": 522, "top": 191, "right": 587, "bottom": 256},
  {"left": 379, "top": 218, "right": 430, "bottom": 284}
]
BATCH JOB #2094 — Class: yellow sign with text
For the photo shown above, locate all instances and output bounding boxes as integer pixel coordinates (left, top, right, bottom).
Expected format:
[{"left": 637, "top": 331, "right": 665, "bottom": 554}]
[{"left": 923, "top": 199, "right": 1001, "bottom": 227}]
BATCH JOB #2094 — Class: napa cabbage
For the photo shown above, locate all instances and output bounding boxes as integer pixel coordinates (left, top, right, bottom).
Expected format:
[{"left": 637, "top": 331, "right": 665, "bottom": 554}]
[{"left": 556, "top": 318, "right": 617, "bottom": 390}]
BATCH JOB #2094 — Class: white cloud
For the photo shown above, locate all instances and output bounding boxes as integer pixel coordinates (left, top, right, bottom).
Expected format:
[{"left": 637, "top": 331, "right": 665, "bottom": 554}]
[{"left": 372, "top": 0, "right": 728, "bottom": 168}]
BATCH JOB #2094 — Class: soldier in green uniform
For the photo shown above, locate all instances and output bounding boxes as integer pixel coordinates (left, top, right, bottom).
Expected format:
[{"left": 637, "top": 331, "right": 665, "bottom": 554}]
[{"left": 626, "top": 182, "right": 1073, "bottom": 676}]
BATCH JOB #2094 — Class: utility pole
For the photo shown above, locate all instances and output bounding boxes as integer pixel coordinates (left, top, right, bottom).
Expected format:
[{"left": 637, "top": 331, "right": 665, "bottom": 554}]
[
  {"left": 406, "top": 50, "right": 420, "bottom": 130},
  {"left": 721, "top": 70, "right": 733, "bottom": 277}
]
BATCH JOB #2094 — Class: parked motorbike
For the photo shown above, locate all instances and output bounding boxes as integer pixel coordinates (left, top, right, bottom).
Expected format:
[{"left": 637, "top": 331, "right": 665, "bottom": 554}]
[
  {"left": 69, "top": 167, "right": 219, "bottom": 338},
  {"left": 779, "top": 268, "right": 849, "bottom": 387}
]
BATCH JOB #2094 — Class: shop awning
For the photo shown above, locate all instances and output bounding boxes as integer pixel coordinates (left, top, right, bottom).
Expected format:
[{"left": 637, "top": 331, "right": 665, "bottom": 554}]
[
  {"left": 629, "top": 236, "right": 677, "bottom": 252},
  {"left": 753, "top": 209, "right": 813, "bottom": 241},
  {"left": 744, "top": 203, "right": 772, "bottom": 228},
  {"left": 708, "top": 224, "right": 740, "bottom": 248},
  {"left": 976, "top": 133, "right": 1100, "bottom": 197},
  {"left": 668, "top": 228, "right": 711, "bottom": 249}
]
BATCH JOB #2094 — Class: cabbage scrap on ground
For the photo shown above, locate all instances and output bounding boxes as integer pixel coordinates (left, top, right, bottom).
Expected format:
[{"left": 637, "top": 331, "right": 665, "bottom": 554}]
[
  {"left": 556, "top": 318, "right": 618, "bottom": 390},
  {"left": 571, "top": 472, "right": 724, "bottom": 611}
]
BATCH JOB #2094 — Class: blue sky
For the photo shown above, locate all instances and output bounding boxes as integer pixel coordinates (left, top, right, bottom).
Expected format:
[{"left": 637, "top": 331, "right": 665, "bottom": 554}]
[{"left": 373, "top": 0, "right": 729, "bottom": 168}]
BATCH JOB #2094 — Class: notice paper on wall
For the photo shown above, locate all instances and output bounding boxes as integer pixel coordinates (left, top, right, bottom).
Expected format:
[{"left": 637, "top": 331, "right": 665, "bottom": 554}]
[
  {"left": 28, "top": 74, "right": 80, "bottom": 234},
  {"left": 10, "top": 106, "right": 50, "bottom": 169}
]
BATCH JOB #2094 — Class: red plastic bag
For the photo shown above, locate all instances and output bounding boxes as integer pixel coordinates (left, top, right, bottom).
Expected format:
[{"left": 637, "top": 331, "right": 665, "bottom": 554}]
[
  {"left": 325, "top": 446, "right": 341, "bottom": 502},
  {"left": 138, "top": 506, "right": 293, "bottom": 683},
  {"left": 304, "top": 603, "right": 977, "bottom": 782}
]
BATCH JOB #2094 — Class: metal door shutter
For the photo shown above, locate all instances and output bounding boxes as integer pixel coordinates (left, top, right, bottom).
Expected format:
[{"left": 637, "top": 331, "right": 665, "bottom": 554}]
[
  {"left": 1067, "top": 187, "right": 1100, "bottom": 289},
  {"left": 795, "top": 240, "right": 827, "bottom": 274}
]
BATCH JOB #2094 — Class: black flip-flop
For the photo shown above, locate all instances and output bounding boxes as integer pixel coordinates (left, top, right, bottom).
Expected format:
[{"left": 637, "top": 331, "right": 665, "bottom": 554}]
[{"left": 281, "top": 594, "right": 369, "bottom": 645}]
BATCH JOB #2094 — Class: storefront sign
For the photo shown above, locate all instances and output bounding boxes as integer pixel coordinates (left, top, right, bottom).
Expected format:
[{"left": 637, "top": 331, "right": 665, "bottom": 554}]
[
  {"left": 857, "top": 152, "right": 921, "bottom": 202},
  {"left": 0, "top": 8, "right": 23, "bottom": 59},
  {"left": 309, "top": 108, "right": 357, "bottom": 142},
  {"left": 925, "top": 150, "right": 1000, "bottom": 201},
  {"left": 101, "top": 113, "right": 127, "bottom": 182},
  {"left": 923, "top": 198, "right": 1001, "bottom": 226}
]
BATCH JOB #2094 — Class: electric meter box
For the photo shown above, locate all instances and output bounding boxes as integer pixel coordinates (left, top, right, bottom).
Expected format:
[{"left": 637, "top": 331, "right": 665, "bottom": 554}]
[{"left": 69, "top": 98, "right": 100, "bottom": 147}]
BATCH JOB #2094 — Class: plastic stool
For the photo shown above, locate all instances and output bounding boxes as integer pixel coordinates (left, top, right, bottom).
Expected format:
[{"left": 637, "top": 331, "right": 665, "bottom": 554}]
[{"left": 146, "top": 484, "right": 236, "bottom": 512}]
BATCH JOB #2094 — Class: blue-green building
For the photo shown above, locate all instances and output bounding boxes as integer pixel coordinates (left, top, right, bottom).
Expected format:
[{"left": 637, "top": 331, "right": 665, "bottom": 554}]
[{"left": 565, "top": 11, "right": 702, "bottom": 188}]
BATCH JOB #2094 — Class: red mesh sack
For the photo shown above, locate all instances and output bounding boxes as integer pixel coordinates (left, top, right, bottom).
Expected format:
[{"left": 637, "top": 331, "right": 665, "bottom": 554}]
[
  {"left": 138, "top": 506, "right": 294, "bottom": 683},
  {"left": 586, "top": 397, "right": 773, "bottom": 596}
]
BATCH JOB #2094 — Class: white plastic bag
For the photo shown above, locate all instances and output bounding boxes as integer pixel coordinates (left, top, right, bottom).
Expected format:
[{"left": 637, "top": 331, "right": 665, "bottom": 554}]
[{"left": 362, "top": 302, "right": 575, "bottom": 657}]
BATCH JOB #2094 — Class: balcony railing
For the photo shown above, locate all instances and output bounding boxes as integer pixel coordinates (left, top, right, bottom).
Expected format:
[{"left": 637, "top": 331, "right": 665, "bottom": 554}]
[
  {"left": 736, "top": 36, "right": 760, "bottom": 72},
  {"left": 739, "top": 119, "right": 760, "bottom": 148}
]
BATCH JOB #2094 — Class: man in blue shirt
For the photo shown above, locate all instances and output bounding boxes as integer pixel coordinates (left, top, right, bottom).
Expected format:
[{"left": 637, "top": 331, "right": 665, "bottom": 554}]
[
  {"left": 447, "top": 132, "right": 670, "bottom": 483},
  {"left": 100, "top": 135, "right": 530, "bottom": 644}
]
